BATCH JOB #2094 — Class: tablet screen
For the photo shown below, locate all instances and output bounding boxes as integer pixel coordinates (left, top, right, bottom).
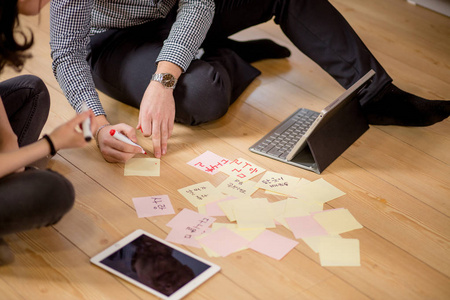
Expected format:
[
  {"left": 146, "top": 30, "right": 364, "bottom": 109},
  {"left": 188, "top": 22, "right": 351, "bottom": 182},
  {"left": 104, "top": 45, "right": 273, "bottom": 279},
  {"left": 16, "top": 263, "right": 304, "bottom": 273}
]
[{"left": 95, "top": 232, "right": 216, "bottom": 298}]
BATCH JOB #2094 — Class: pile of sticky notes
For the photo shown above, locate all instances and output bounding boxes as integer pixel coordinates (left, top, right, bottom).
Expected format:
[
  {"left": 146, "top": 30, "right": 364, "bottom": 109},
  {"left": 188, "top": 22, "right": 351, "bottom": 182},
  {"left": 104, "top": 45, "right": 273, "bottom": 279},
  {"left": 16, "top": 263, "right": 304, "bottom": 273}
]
[
  {"left": 174, "top": 152, "right": 363, "bottom": 266},
  {"left": 130, "top": 151, "right": 363, "bottom": 266}
]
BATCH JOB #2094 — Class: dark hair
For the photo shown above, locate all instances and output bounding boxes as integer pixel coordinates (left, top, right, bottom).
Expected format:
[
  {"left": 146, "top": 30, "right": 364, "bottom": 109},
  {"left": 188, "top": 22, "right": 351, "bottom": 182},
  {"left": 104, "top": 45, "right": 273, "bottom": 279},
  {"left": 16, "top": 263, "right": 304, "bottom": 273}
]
[{"left": 0, "top": 0, "right": 34, "bottom": 72}]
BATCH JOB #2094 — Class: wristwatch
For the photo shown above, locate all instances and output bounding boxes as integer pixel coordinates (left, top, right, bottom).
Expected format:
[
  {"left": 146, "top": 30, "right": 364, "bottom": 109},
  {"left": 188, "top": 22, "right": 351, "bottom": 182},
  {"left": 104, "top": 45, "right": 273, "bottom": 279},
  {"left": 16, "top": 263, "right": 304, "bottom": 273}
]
[{"left": 151, "top": 73, "right": 177, "bottom": 89}]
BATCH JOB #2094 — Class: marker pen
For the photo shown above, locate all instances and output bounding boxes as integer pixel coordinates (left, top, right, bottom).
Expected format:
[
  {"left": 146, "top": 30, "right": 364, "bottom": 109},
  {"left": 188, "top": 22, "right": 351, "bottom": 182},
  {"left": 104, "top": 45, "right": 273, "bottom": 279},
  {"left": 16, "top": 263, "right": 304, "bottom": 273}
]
[
  {"left": 109, "top": 129, "right": 146, "bottom": 154},
  {"left": 81, "top": 101, "right": 93, "bottom": 142}
]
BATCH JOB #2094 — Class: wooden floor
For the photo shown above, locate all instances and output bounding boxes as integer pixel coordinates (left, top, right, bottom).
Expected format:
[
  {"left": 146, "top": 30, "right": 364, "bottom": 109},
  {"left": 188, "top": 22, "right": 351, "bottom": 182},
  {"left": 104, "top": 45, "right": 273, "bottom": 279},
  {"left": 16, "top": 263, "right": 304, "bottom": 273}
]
[{"left": 1, "top": 0, "right": 449, "bottom": 299}]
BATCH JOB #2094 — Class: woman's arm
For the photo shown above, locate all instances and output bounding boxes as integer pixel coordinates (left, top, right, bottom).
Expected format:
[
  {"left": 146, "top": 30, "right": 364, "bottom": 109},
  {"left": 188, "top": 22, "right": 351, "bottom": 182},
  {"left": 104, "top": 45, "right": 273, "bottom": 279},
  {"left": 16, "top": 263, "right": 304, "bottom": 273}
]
[
  {"left": 17, "top": 0, "right": 51, "bottom": 16},
  {"left": 0, "top": 109, "right": 95, "bottom": 178}
]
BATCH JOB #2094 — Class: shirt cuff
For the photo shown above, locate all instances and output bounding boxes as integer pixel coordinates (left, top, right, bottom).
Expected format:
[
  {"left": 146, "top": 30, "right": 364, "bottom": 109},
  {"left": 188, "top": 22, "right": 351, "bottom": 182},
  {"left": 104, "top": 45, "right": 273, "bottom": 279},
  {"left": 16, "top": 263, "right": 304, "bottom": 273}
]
[{"left": 156, "top": 42, "right": 195, "bottom": 72}]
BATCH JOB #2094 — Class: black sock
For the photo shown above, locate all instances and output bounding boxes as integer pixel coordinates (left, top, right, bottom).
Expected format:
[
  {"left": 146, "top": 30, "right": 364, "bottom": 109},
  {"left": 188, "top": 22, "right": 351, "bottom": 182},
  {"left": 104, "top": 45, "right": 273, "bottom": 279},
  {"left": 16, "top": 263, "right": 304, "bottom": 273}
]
[
  {"left": 217, "top": 38, "right": 291, "bottom": 63},
  {"left": 362, "top": 83, "right": 450, "bottom": 126}
]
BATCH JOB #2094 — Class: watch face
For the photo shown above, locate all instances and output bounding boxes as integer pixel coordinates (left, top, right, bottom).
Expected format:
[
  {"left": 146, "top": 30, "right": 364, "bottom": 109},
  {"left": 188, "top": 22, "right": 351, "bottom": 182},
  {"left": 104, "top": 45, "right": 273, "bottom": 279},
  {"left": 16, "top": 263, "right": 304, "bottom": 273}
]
[{"left": 162, "top": 74, "right": 176, "bottom": 88}]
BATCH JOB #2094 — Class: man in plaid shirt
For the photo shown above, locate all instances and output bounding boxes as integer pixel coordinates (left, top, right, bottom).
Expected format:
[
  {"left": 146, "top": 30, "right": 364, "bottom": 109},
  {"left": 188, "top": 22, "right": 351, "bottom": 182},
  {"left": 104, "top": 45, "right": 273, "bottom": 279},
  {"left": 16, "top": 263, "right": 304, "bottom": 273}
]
[{"left": 50, "top": 0, "right": 450, "bottom": 162}]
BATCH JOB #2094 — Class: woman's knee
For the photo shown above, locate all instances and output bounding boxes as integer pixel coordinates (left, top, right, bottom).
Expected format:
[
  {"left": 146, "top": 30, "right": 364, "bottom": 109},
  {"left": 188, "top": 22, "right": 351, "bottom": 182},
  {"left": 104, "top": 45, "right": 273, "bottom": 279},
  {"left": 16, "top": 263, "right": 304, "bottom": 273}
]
[
  {"left": 23, "top": 74, "right": 50, "bottom": 114},
  {"left": 26, "top": 169, "right": 75, "bottom": 217},
  {"left": 41, "top": 170, "right": 75, "bottom": 213},
  {"left": 0, "top": 169, "right": 75, "bottom": 235}
]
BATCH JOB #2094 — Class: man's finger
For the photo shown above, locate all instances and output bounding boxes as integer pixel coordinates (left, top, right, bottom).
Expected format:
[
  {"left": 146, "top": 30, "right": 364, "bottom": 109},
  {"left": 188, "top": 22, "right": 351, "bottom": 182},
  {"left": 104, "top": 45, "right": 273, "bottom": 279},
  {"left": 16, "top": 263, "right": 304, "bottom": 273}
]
[{"left": 151, "top": 120, "right": 162, "bottom": 158}]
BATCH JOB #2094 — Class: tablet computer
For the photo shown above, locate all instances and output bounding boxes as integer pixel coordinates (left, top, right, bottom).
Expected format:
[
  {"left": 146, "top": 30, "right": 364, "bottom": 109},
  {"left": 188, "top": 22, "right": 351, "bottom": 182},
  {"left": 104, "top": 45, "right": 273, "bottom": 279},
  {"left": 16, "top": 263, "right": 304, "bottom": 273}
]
[{"left": 90, "top": 229, "right": 221, "bottom": 300}]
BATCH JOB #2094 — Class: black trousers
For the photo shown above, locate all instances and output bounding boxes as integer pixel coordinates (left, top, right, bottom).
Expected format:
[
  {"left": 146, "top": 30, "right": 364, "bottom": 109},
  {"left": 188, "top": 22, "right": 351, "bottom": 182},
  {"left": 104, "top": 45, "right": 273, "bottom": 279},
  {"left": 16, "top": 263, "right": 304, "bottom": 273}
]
[
  {"left": 89, "top": 0, "right": 392, "bottom": 125},
  {"left": 0, "top": 75, "right": 75, "bottom": 237}
]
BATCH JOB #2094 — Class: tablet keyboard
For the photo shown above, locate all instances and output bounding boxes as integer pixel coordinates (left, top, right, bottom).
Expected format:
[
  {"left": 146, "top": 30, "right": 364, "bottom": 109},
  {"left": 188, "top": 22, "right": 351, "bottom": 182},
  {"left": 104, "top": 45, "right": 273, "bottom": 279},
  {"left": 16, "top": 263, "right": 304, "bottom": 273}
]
[{"left": 249, "top": 108, "right": 320, "bottom": 160}]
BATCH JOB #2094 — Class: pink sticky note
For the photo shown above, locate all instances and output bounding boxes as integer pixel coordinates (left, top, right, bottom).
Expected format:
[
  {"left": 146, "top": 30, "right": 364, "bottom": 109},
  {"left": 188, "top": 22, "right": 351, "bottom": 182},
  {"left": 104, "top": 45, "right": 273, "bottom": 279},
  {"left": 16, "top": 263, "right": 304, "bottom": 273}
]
[
  {"left": 285, "top": 215, "right": 329, "bottom": 239},
  {"left": 132, "top": 195, "right": 175, "bottom": 218},
  {"left": 187, "top": 151, "right": 230, "bottom": 175},
  {"left": 166, "top": 208, "right": 216, "bottom": 234},
  {"left": 249, "top": 230, "right": 298, "bottom": 260},
  {"left": 165, "top": 228, "right": 203, "bottom": 248},
  {"left": 198, "top": 227, "right": 249, "bottom": 257}
]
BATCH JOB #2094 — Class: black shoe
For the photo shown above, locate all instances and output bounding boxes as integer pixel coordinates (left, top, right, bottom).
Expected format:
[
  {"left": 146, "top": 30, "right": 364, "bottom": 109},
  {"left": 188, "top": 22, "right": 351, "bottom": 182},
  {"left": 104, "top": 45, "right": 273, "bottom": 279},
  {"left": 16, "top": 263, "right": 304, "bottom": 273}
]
[{"left": 362, "top": 83, "right": 450, "bottom": 126}]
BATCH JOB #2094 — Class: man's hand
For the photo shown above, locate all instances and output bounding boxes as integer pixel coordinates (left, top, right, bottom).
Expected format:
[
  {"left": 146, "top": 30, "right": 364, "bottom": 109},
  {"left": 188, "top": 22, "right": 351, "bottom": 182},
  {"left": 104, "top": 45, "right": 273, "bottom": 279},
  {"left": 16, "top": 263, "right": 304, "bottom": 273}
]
[
  {"left": 137, "top": 82, "right": 175, "bottom": 158},
  {"left": 137, "top": 61, "right": 181, "bottom": 158}
]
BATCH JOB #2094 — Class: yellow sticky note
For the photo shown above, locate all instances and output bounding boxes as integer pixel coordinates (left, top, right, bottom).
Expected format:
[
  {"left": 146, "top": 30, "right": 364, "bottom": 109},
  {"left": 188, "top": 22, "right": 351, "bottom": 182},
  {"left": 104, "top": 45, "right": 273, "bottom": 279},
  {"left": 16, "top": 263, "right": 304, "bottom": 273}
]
[
  {"left": 319, "top": 238, "right": 360, "bottom": 266},
  {"left": 217, "top": 177, "right": 258, "bottom": 198},
  {"left": 197, "top": 204, "right": 207, "bottom": 215},
  {"left": 313, "top": 208, "right": 363, "bottom": 235},
  {"left": 201, "top": 245, "right": 221, "bottom": 257},
  {"left": 256, "top": 171, "right": 300, "bottom": 196},
  {"left": 124, "top": 158, "right": 160, "bottom": 176},
  {"left": 195, "top": 232, "right": 221, "bottom": 257},
  {"left": 178, "top": 181, "right": 223, "bottom": 207},
  {"left": 283, "top": 198, "right": 323, "bottom": 218},
  {"left": 292, "top": 178, "right": 345, "bottom": 203},
  {"left": 218, "top": 197, "right": 252, "bottom": 222},
  {"left": 302, "top": 235, "right": 341, "bottom": 253},
  {"left": 220, "top": 158, "right": 265, "bottom": 180},
  {"left": 234, "top": 199, "right": 275, "bottom": 229},
  {"left": 231, "top": 228, "right": 265, "bottom": 241},
  {"left": 269, "top": 200, "right": 289, "bottom": 228},
  {"left": 212, "top": 223, "right": 238, "bottom": 231}
]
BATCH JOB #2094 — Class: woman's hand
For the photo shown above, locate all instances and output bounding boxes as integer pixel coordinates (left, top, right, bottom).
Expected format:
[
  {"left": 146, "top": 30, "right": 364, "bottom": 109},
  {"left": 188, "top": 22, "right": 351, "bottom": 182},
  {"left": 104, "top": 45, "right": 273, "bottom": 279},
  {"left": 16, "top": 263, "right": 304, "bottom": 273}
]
[
  {"left": 50, "top": 110, "right": 95, "bottom": 150},
  {"left": 96, "top": 122, "right": 145, "bottom": 163}
]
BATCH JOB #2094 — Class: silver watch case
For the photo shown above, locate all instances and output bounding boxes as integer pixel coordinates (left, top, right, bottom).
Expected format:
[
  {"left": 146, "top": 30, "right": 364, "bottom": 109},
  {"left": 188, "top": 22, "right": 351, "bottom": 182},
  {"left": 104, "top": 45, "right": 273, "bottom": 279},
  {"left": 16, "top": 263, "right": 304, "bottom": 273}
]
[{"left": 151, "top": 73, "right": 177, "bottom": 89}]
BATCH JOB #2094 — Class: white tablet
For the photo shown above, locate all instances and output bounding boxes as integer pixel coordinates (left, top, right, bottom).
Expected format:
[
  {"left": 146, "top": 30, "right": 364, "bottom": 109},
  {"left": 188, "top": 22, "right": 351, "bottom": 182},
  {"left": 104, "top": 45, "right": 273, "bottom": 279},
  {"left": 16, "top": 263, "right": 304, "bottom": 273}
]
[{"left": 90, "top": 229, "right": 221, "bottom": 300}]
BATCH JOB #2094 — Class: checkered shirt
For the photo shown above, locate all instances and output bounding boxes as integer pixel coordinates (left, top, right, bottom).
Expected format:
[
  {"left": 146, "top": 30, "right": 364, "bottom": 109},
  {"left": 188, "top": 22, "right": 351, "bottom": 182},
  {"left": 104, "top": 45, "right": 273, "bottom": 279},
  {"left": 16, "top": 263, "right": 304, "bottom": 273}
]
[{"left": 50, "top": 0, "right": 215, "bottom": 116}]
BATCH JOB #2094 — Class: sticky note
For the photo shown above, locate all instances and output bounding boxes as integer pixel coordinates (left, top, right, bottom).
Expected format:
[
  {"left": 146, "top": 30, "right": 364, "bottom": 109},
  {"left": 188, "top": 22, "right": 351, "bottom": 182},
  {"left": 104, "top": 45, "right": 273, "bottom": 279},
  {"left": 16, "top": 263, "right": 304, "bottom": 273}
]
[
  {"left": 256, "top": 171, "right": 300, "bottom": 196},
  {"left": 217, "top": 177, "right": 258, "bottom": 198},
  {"left": 220, "top": 158, "right": 265, "bottom": 180},
  {"left": 124, "top": 158, "right": 160, "bottom": 176},
  {"left": 248, "top": 230, "right": 298, "bottom": 260},
  {"left": 178, "top": 181, "right": 224, "bottom": 207},
  {"left": 283, "top": 198, "right": 323, "bottom": 218},
  {"left": 285, "top": 215, "right": 328, "bottom": 239},
  {"left": 319, "top": 238, "right": 361, "bottom": 266},
  {"left": 269, "top": 200, "right": 289, "bottom": 228},
  {"left": 132, "top": 195, "right": 175, "bottom": 218},
  {"left": 313, "top": 208, "right": 363, "bottom": 235},
  {"left": 234, "top": 199, "right": 275, "bottom": 229},
  {"left": 187, "top": 151, "right": 230, "bottom": 175},
  {"left": 197, "top": 227, "right": 249, "bottom": 257},
  {"left": 291, "top": 178, "right": 345, "bottom": 203},
  {"left": 198, "top": 196, "right": 237, "bottom": 216},
  {"left": 165, "top": 228, "right": 202, "bottom": 248},
  {"left": 218, "top": 197, "right": 250, "bottom": 222},
  {"left": 166, "top": 208, "right": 216, "bottom": 234},
  {"left": 302, "top": 235, "right": 342, "bottom": 253}
]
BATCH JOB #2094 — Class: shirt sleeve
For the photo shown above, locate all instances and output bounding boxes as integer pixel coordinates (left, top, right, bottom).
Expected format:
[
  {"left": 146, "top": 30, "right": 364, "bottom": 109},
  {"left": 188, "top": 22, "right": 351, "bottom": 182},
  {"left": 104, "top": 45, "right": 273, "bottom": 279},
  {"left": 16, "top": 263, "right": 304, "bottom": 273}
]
[
  {"left": 49, "top": 0, "right": 106, "bottom": 116},
  {"left": 156, "top": 0, "right": 215, "bottom": 72}
]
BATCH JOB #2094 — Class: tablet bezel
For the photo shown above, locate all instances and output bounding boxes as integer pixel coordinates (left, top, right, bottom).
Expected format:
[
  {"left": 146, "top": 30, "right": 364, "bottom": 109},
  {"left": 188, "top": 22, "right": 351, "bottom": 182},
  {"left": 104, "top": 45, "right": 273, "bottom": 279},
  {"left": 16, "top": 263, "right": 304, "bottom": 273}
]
[{"left": 90, "top": 229, "right": 221, "bottom": 300}]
